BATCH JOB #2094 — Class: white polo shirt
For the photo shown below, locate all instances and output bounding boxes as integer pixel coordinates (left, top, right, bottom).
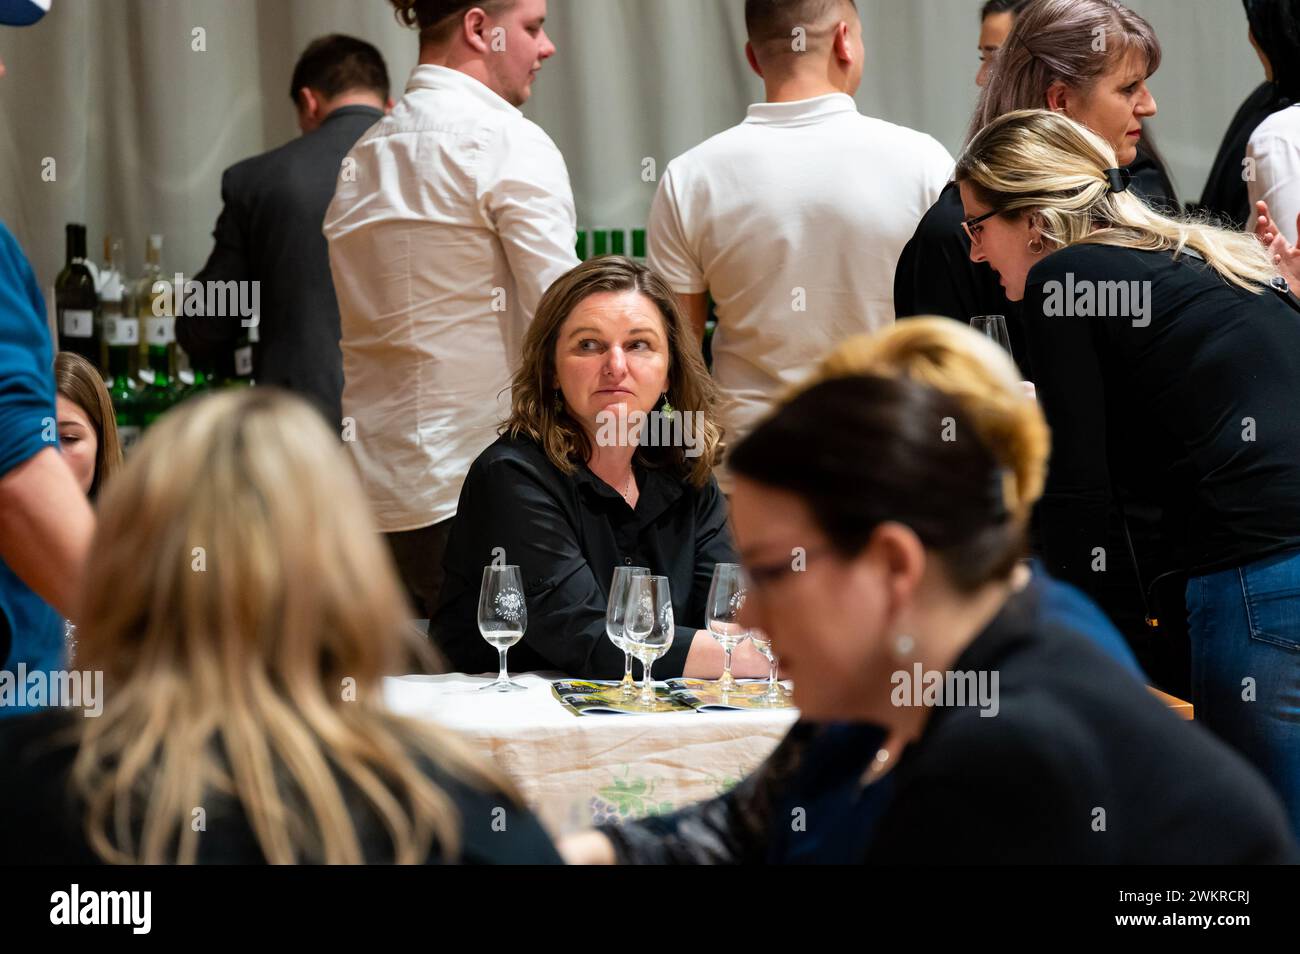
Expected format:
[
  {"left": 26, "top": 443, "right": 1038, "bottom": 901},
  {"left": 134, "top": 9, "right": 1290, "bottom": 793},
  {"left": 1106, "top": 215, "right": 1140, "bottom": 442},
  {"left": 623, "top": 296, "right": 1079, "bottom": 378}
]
[
  {"left": 1248, "top": 105, "right": 1300, "bottom": 245},
  {"left": 648, "top": 93, "right": 952, "bottom": 474},
  {"left": 325, "top": 65, "right": 578, "bottom": 532}
]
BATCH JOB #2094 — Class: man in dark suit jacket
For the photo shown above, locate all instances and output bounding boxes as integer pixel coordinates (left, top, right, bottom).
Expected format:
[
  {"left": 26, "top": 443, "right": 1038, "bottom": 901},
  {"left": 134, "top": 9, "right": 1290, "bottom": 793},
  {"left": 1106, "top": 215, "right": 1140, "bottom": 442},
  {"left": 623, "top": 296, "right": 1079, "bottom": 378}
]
[{"left": 178, "top": 34, "right": 391, "bottom": 427}]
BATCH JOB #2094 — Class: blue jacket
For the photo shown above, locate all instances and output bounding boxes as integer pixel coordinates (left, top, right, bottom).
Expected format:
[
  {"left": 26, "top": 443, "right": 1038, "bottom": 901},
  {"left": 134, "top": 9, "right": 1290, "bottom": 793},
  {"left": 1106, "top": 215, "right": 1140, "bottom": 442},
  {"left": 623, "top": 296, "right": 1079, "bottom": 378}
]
[{"left": 0, "top": 222, "right": 65, "bottom": 716}]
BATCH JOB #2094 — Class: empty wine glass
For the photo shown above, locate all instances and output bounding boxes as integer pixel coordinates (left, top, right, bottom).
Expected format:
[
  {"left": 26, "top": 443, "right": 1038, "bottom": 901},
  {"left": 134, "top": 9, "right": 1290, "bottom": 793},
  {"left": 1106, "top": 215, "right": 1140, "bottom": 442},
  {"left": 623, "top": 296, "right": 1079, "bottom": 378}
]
[
  {"left": 706, "top": 563, "right": 749, "bottom": 692},
  {"left": 607, "top": 565, "right": 650, "bottom": 697},
  {"left": 970, "top": 315, "right": 1012, "bottom": 353},
  {"left": 748, "top": 628, "right": 785, "bottom": 705},
  {"left": 477, "top": 564, "right": 528, "bottom": 692},
  {"left": 622, "top": 575, "right": 675, "bottom": 709}
]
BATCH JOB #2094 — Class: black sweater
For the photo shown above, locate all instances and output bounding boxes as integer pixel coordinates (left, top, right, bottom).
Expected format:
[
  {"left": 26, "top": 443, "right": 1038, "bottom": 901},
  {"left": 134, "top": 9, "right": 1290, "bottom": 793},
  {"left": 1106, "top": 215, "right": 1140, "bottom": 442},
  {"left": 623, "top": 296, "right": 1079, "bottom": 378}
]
[
  {"left": 603, "top": 581, "right": 1296, "bottom": 864},
  {"left": 432, "top": 434, "right": 737, "bottom": 679},
  {"left": 1023, "top": 243, "right": 1300, "bottom": 595}
]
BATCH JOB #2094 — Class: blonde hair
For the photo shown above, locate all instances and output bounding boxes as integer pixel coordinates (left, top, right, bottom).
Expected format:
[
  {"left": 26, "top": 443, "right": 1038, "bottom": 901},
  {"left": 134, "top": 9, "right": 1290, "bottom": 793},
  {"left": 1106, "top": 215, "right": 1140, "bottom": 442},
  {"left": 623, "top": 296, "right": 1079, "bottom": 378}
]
[
  {"left": 71, "top": 388, "right": 516, "bottom": 864},
  {"left": 505, "top": 256, "right": 723, "bottom": 488},
  {"left": 815, "top": 319, "right": 1049, "bottom": 528},
  {"left": 957, "top": 109, "right": 1278, "bottom": 292}
]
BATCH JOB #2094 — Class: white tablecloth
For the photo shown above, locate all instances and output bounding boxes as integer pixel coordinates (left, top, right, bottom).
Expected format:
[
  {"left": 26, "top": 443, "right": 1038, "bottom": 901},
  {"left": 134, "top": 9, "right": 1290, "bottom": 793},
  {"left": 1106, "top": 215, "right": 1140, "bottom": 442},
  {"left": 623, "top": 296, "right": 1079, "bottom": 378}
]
[{"left": 384, "top": 672, "right": 799, "bottom": 837}]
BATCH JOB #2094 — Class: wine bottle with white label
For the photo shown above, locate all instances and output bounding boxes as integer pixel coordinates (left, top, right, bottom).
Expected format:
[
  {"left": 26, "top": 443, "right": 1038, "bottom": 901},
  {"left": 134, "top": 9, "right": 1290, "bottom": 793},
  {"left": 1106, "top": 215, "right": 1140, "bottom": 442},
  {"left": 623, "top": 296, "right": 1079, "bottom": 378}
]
[
  {"left": 55, "top": 224, "right": 99, "bottom": 367},
  {"left": 136, "top": 235, "right": 181, "bottom": 425},
  {"left": 100, "top": 243, "right": 145, "bottom": 448}
]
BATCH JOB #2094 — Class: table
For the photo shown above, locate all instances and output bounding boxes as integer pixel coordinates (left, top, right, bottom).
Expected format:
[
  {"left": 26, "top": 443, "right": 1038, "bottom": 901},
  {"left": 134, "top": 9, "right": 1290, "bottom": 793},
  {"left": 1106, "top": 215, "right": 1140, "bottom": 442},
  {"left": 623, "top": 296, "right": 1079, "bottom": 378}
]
[{"left": 384, "top": 672, "right": 799, "bottom": 837}]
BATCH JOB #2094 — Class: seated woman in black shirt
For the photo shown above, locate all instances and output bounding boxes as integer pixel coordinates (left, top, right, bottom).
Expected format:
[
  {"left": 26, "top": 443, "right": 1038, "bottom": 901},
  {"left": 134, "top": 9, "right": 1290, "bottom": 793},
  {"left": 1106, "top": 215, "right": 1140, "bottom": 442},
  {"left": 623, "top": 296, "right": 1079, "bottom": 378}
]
[
  {"left": 954, "top": 106, "right": 1300, "bottom": 835},
  {"left": 0, "top": 389, "right": 558, "bottom": 864},
  {"left": 558, "top": 320, "right": 1294, "bottom": 864},
  {"left": 895, "top": 0, "right": 1175, "bottom": 371},
  {"left": 432, "top": 256, "right": 767, "bottom": 681}
]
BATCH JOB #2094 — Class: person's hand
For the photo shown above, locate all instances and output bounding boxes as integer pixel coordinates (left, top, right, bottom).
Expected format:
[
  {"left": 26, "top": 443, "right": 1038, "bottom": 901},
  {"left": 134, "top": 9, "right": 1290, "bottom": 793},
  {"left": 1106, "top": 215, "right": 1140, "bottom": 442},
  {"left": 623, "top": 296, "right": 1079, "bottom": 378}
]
[
  {"left": 1020, "top": 380, "right": 1037, "bottom": 401},
  {"left": 1253, "top": 200, "right": 1300, "bottom": 290},
  {"left": 558, "top": 830, "right": 617, "bottom": 865}
]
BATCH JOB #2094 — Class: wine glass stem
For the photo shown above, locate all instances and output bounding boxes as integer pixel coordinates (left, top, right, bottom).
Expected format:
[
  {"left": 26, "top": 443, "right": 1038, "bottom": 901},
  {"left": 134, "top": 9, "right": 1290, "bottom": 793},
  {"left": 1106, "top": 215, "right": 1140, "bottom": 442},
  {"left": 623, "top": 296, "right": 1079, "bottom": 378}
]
[
  {"left": 497, "top": 648, "right": 510, "bottom": 684},
  {"left": 640, "top": 657, "right": 655, "bottom": 707},
  {"left": 623, "top": 650, "right": 634, "bottom": 683},
  {"left": 768, "top": 656, "right": 777, "bottom": 690},
  {"left": 723, "top": 647, "right": 733, "bottom": 680}
]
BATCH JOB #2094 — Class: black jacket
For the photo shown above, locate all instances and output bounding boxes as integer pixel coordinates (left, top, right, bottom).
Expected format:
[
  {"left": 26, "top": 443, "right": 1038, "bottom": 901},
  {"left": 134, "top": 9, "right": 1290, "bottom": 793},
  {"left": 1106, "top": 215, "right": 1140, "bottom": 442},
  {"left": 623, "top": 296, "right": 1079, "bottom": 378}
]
[
  {"left": 602, "top": 580, "right": 1296, "bottom": 864},
  {"left": 432, "top": 434, "right": 737, "bottom": 679},
  {"left": 177, "top": 105, "right": 383, "bottom": 425}
]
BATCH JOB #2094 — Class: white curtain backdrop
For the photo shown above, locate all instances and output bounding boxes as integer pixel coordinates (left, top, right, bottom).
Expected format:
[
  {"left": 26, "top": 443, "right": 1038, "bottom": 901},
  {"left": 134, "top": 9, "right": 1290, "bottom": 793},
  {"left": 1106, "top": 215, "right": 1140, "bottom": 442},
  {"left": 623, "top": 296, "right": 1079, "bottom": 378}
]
[{"left": 0, "top": 0, "right": 1266, "bottom": 292}]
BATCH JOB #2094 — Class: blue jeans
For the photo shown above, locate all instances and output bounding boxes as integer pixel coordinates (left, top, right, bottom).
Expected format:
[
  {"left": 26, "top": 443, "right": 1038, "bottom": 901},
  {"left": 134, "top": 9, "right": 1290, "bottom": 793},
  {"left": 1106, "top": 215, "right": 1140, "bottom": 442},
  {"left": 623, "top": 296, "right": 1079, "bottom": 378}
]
[{"left": 1187, "top": 549, "right": 1300, "bottom": 836}]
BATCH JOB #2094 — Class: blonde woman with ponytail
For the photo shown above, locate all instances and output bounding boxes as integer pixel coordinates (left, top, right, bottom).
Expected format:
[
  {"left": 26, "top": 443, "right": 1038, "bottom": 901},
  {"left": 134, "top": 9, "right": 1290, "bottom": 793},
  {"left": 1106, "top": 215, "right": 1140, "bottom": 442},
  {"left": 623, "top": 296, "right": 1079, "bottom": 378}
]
[
  {"left": 0, "top": 389, "right": 559, "bottom": 864},
  {"left": 560, "top": 320, "right": 1294, "bottom": 865},
  {"left": 957, "top": 107, "right": 1300, "bottom": 836}
]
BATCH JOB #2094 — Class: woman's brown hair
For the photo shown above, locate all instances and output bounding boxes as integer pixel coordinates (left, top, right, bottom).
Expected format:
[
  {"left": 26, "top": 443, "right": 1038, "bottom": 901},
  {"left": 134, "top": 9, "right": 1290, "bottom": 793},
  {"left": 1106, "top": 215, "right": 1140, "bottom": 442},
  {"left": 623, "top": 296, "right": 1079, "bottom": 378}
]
[
  {"left": 54, "top": 351, "right": 122, "bottom": 499},
  {"left": 968, "top": 0, "right": 1161, "bottom": 145},
  {"left": 504, "top": 255, "right": 723, "bottom": 488}
]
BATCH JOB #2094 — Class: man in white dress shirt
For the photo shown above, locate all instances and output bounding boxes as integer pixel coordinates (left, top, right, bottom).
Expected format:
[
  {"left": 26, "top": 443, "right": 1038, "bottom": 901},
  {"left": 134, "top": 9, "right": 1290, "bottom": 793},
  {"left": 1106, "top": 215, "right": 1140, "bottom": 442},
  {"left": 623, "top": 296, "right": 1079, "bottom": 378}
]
[
  {"left": 648, "top": 0, "right": 952, "bottom": 487},
  {"left": 325, "top": 0, "right": 578, "bottom": 619}
]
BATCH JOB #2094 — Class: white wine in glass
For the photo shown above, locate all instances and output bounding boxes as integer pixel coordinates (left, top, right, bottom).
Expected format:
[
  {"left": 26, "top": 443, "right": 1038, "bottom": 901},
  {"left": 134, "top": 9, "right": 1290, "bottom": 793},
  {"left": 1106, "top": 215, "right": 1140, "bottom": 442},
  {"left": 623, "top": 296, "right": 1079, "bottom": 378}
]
[
  {"left": 706, "top": 563, "right": 749, "bottom": 691},
  {"left": 622, "top": 575, "right": 675, "bottom": 709},
  {"left": 477, "top": 564, "right": 528, "bottom": 692},
  {"left": 607, "top": 565, "right": 650, "bottom": 698}
]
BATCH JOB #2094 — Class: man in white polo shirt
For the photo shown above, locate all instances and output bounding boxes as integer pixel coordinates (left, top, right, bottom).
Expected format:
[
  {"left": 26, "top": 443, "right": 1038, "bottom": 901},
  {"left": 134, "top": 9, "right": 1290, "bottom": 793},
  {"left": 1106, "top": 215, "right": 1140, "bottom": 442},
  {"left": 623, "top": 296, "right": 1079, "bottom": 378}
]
[
  {"left": 648, "top": 0, "right": 952, "bottom": 483},
  {"left": 325, "top": 0, "right": 578, "bottom": 619}
]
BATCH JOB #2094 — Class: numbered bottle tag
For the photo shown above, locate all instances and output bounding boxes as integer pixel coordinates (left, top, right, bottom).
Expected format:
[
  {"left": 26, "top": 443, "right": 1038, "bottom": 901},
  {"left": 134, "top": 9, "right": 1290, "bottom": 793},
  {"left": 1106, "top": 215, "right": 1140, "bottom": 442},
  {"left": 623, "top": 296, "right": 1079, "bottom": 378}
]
[
  {"left": 146, "top": 316, "right": 175, "bottom": 345},
  {"left": 234, "top": 345, "right": 253, "bottom": 377},
  {"left": 61, "top": 309, "right": 93, "bottom": 338},
  {"left": 105, "top": 317, "right": 140, "bottom": 346}
]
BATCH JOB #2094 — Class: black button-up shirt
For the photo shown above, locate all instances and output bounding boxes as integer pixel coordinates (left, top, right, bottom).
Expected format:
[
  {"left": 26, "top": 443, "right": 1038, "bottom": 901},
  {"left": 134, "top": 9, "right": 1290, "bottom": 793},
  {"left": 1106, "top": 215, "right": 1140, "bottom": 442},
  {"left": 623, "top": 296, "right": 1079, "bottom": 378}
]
[{"left": 431, "top": 435, "right": 737, "bottom": 679}]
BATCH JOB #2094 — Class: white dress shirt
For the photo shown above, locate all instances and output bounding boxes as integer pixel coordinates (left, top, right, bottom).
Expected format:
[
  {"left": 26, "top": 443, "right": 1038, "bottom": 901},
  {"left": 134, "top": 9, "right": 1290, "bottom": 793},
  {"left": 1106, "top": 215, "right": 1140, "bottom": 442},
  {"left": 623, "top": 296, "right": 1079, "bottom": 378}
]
[
  {"left": 1248, "top": 105, "right": 1300, "bottom": 245},
  {"left": 647, "top": 93, "right": 952, "bottom": 482},
  {"left": 325, "top": 65, "right": 578, "bottom": 532}
]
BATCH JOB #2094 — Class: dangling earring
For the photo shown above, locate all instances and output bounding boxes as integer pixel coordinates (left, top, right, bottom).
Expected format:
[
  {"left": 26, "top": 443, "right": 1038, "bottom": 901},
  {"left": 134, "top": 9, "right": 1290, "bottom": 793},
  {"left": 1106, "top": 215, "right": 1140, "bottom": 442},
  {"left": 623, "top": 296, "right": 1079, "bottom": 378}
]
[
  {"left": 1027, "top": 237, "right": 1044, "bottom": 254},
  {"left": 660, "top": 392, "right": 675, "bottom": 420},
  {"left": 892, "top": 633, "right": 915, "bottom": 659}
]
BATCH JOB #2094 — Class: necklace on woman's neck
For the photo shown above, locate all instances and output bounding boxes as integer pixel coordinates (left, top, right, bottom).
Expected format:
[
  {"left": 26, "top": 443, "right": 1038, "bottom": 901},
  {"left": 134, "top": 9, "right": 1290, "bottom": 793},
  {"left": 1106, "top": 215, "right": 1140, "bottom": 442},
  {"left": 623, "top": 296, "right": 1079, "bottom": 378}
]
[{"left": 621, "top": 470, "right": 634, "bottom": 499}]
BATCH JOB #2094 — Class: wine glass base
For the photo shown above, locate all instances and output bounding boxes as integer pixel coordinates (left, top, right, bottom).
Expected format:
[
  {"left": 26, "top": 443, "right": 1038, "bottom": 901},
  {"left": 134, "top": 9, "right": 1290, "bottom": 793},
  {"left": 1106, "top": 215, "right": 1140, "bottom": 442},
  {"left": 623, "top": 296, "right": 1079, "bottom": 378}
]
[{"left": 478, "top": 677, "right": 528, "bottom": 693}]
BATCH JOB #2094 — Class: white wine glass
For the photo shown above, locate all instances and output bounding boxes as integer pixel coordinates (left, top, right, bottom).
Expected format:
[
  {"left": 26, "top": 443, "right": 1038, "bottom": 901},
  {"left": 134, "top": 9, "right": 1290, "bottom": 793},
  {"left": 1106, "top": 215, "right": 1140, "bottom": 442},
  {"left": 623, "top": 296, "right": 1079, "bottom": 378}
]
[
  {"left": 747, "top": 627, "right": 785, "bottom": 705},
  {"left": 622, "top": 575, "right": 675, "bottom": 710},
  {"left": 607, "top": 565, "right": 650, "bottom": 697},
  {"left": 477, "top": 564, "right": 528, "bottom": 692},
  {"left": 706, "top": 563, "right": 749, "bottom": 692},
  {"left": 970, "top": 315, "right": 1012, "bottom": 353}
]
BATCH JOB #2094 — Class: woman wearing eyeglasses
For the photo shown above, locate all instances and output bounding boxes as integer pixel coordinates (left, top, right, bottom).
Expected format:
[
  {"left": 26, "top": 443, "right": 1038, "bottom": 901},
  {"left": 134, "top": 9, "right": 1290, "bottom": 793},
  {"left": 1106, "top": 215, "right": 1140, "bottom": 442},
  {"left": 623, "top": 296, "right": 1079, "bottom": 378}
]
[
  {"left": 895, "top": 0, "right": 1174, "bottom": 368},
  {"left": 558, "top": 319, "right": 1295, "bottom": 864},
  {"left": 955, "top": 107, "right": 1300, "bottom": 835}
]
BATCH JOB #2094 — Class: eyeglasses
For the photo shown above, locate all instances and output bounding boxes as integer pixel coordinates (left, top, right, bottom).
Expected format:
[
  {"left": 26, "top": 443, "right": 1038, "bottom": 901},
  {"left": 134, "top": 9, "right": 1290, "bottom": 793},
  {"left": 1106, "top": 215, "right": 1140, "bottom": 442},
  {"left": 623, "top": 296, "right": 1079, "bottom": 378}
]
[{"left": 961, "top": 208, "right": 998, "bottom": 246}]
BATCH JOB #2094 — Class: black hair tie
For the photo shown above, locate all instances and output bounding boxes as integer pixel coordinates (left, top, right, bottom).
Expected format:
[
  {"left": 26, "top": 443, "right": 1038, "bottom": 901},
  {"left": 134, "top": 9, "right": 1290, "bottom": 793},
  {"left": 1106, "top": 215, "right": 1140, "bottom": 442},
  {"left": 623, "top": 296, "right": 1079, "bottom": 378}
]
[{"left": 1103, "top": 167, "right": 1133, "bottom": 194}]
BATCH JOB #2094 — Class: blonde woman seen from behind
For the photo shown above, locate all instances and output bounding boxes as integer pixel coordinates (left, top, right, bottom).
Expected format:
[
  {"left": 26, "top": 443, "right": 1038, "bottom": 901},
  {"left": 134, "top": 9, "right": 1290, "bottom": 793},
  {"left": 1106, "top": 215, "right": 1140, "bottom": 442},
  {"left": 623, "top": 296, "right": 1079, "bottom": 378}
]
[{"left": 0, "top": 388, "right": 560, "bottom": 864}]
